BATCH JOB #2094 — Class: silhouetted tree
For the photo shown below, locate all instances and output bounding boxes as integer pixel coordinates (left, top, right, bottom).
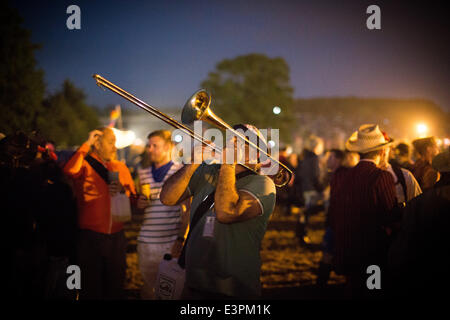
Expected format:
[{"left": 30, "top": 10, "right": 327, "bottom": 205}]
[
  {"left": 0, "top": 3, "right": 45, "bottom": 134},
  {"left": 201, "top": 54, "right": 294, "bottom": 142},
  {"left": 37, "top": 80, "right": 99, "bottom": 147}
]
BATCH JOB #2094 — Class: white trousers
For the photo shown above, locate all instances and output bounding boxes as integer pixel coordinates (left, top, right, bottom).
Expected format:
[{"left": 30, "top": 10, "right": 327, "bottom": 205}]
[{"left": 137, "top": 242, "right": 173, "bottom": 299}]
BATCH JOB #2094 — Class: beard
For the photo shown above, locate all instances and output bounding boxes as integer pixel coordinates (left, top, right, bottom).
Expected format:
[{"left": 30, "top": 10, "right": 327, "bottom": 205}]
[{"left": 149, "top": 154, "right": 164, "bottom": 164}]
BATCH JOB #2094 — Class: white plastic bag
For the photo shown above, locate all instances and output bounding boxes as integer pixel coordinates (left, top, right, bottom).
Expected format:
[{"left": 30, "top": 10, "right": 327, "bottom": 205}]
[
  {"left": 110, "top": 192, "right": 131, "bottom": 222},
  {"left": 155, "top": 254, "right": 186, "bottom": 300}
]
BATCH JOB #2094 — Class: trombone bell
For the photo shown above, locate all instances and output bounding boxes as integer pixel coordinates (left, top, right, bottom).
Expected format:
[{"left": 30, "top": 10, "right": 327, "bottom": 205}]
[
  {"left": 181, "top": 89, "right": 211, "bottom": 124},
  {"left": 181, "top": 89, "right": 231, "bottom": 130},
  {"left": 92, "top": 74, "right": 293, "bottom": 187}
]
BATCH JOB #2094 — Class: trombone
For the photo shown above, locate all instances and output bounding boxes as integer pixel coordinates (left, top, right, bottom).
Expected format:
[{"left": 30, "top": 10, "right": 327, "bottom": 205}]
[{"left": 92, "top": 74, "right": 293, "bottom": 187}]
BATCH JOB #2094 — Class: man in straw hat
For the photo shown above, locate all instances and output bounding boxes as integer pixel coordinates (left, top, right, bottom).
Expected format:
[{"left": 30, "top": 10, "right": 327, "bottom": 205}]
[
  {"left": 388, "top": 147, "right": 450, "bottom": 297},
  {"left": 328, "top": 124, "right": 397, "bottom": 298}
]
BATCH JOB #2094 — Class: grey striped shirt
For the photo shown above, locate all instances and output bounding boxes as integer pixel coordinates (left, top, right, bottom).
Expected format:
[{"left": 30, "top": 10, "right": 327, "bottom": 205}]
[{"left": 137, "top": 162, "right": 183, "bottom": 244}]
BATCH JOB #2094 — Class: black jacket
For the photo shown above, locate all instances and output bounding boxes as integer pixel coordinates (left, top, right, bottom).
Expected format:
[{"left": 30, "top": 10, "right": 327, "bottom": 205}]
[
  {"left": 388, "top": 173, "right": 450, "bottom": 297},
  {"left": 299, "top": 150, "right": 324, "bottom": 193}
]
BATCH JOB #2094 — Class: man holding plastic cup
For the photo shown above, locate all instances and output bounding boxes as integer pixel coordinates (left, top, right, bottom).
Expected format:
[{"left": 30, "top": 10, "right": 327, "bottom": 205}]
[
  {"left": 135, "top": 130, "right": 189, "bottom": 299},
  {"left": 63, "top": 127, "right": 136, "bottom": 299}
]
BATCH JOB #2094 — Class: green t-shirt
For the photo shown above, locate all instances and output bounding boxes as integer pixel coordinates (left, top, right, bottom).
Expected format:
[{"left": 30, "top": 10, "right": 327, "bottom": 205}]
[{"left": 185, "top": 164, "right": 276, "bottom": 298}]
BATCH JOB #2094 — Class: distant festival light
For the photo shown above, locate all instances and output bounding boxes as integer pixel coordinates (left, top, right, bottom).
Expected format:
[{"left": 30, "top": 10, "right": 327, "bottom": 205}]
[
  {"left": 268, "top": 140, "right": 276, "bottom": 148},
  {"left": 174, "top": 134, "right": 183, "bottom": 143},
  {"left": 133, "top": 138, "right": 145, "bottom": 147},
  {"left": 444, "top": 138, "right": 450, "bottom": 146},
  {"left": 272, "top": 106, "right": 281, "bottom": 115},
  {"left": 111, "top": 128, "right": 136, "bottom": 149},
  {"left": 416, "top": 123, "right": 428, "bottom": 137}
]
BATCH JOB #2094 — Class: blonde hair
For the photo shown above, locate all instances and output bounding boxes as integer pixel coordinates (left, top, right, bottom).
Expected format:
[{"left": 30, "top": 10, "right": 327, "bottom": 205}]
[{"left": 147, "top": 130, "right": 172, "bottom": 146}]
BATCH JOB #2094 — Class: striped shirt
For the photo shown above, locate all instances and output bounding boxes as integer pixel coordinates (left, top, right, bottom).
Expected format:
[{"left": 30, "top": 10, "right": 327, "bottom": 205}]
[
  {"left": 328, "top": 161, "right": 397, "bottom": 273},
  {"left": 137, "top": 162, "right": 183, "bottom": 244}
]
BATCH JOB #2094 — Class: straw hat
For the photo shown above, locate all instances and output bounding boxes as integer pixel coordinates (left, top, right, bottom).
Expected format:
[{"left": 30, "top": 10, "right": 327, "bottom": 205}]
[
  {"left": 432, "top": 148, "right": 450, "bottom": 173},
  {"left": 345, "top": 124, "right": 393, "bottom": 153}
]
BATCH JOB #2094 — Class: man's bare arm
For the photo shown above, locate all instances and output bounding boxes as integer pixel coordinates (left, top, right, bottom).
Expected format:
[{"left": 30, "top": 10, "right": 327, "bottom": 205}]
[
  {"left": 63, "top": 130, "right": 102, "bottom": 177},
  {"left": 178, "top": 198, "right": 191, "bottom": 238},
  {"left": 214, "top": 164, "right": 262, "bottom": 224},
  {"left": 160, "top": 164, "right": 200, "bottom": 206}
]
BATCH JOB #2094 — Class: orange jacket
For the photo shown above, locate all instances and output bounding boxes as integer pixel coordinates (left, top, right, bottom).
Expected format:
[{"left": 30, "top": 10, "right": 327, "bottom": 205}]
[{"left": 63, "top": 142, "right": 136, "bottom": 234}]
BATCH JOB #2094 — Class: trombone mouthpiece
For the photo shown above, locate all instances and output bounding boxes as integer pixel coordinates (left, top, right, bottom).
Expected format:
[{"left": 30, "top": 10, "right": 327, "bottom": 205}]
[
  {"left": 93, "top": 74, "right": 101, "bottom": 83},
  {"left": 92, "top": 74, "right": 105, "bottom": 89}
]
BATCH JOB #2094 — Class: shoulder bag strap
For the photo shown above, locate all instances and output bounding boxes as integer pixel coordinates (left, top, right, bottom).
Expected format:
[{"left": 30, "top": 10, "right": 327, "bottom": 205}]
[
  {"left": 85, "top": 154, "right": 110, "bottom": 184},
  {"left": 178, "top": 169, "right": 255, "bottom": 268},
  {"left": 392, "top": 164, "right": 408, "bottom": 201}
]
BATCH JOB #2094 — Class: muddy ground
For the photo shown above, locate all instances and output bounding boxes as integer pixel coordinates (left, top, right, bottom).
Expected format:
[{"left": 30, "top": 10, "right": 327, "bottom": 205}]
[{"left": 123, "top": 207, "right": 346, "bottom": 300}]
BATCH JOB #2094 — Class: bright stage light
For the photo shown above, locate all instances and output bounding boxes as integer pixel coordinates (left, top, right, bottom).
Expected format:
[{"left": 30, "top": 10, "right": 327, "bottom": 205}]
[
  {"left": 111, "top": 128, "right": 136, "bottom": 149},
  {"left": 268, "top": 140, "right": 276, "bottom": 148},
  {"left": 133, "top": 138, "right": 145, "bottom": 146},
  {"left": 174, "top": 134, "right": 183, "bottom": 143},
  {"left": 416, "top": 123, "right": 428, "bottom": 137}
]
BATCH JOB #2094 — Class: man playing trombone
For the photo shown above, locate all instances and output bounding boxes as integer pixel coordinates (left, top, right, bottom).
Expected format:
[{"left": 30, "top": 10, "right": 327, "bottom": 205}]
[{"left": 160, "top": 124, "right": 276, "bottom": 299}]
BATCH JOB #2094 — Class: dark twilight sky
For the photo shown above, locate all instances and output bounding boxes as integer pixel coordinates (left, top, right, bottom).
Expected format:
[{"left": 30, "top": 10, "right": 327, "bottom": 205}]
[{"left": 10, "top": 0, "right": 450, "bottom": 112}]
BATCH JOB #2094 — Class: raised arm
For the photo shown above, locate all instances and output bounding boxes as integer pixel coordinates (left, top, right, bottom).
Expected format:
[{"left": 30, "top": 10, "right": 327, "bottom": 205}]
[
  {"left": 63, "top": 130, "right": 103, "bottom": 177},
  {"left": 160, "top": 163, "right": 200, "bottom": 206}
]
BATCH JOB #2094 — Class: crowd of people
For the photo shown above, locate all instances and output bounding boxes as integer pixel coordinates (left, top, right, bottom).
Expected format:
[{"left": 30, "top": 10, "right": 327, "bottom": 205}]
[
  {"left": 1, "top": 120, "right": 448, "bottom": 300},
  {"left": 278, "top": 125, "right": 448, "bottom": 298}
]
